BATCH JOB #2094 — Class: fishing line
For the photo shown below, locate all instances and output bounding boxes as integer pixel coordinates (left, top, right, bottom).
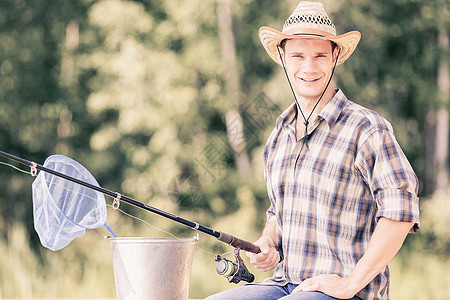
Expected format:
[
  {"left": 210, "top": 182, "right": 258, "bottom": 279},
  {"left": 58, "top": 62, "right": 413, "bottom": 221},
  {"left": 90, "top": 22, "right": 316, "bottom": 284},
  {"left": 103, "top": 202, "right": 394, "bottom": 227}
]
[
  {"left": 1, "top": 156, "right": 215, "bottom": 256},
  {"left": 106, "top": 203, "right": 216, "bottom": 257},
  {"left": 47, "top": 170, "right": 216, "bottom": 256},
  {"left": 0, "top": 150, "right": 258, "bottom": 283},
  {"left": 0, "top": 161, "right": 32, "bottom": 175}
]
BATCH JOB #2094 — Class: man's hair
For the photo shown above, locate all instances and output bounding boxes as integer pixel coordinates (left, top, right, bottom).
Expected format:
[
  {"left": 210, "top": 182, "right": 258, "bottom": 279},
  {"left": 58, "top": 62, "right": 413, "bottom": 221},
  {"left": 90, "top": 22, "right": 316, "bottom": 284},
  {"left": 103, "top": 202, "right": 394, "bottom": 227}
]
[{"left": 279, "top": 38, "right": 338, "bottom": 53}]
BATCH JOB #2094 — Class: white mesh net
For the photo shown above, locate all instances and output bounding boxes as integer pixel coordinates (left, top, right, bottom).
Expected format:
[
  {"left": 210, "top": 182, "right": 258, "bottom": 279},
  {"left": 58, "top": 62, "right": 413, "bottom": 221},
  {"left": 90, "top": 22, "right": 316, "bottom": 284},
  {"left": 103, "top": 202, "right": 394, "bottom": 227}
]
[{"left": 32, "top": 155, "right": 116, "bottom": 251}]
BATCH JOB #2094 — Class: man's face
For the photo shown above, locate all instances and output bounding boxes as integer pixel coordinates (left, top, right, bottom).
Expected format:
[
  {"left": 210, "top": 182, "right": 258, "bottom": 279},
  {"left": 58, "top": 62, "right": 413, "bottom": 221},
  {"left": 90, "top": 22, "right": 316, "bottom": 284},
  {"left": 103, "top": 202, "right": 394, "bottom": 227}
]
[{"left": 280, "top": 38, "right": 336, "bottom": 103}]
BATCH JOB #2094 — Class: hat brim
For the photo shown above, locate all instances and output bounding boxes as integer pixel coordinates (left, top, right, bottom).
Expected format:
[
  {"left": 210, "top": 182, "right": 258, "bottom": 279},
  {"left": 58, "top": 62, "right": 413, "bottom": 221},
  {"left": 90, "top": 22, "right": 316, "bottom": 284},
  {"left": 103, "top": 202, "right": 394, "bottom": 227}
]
[{"left": 259, "top": 26, "right": 361, "bottom": 66}]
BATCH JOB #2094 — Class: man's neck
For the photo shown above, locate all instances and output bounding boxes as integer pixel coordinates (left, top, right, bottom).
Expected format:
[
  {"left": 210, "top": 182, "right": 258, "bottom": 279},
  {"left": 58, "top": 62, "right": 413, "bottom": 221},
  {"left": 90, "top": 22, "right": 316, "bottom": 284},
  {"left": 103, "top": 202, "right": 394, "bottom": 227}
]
[
  {"left": 295, "top": 86, "right": 336, "bottom": 119},
  {"left": 294, "top": 87, "right": 336, "bottom": 140}
]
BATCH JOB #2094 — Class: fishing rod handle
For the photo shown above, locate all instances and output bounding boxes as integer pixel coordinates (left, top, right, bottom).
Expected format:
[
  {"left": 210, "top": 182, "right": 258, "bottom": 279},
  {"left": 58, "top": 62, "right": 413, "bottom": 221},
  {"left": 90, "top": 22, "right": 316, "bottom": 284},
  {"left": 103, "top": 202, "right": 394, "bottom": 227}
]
[{"left": 217, "top": 232, "right": 261, "bottom": 254}]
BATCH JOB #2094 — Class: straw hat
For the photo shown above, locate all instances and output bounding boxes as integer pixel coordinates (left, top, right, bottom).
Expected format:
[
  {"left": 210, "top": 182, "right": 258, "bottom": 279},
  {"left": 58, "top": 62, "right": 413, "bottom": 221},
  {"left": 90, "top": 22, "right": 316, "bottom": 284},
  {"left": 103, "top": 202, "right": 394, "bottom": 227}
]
[{"left": 259, "top": 1, "right": 361, "bottom": 65}]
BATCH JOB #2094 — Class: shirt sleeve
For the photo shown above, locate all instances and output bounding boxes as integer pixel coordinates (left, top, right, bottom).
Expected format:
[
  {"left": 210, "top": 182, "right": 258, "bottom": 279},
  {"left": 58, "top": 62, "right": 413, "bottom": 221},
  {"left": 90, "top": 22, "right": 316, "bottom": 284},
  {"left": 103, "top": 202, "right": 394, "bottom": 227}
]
[
  {"left": 263, "top": 132, "right": 277, "bottom": 224},
  {"left": 355, "top": 125, "right": 420, "bottom": 233},
  {"left": 264, "top": 165, "right": 277, "bottom": 224}
]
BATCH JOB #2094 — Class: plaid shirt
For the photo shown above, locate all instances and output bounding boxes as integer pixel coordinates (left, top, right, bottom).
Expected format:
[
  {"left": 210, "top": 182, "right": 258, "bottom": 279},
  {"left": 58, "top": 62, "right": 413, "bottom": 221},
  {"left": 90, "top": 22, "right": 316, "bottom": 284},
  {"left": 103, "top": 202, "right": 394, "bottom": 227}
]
[{"left": 262, "top": 89, "right": 420, "bottom": 300}]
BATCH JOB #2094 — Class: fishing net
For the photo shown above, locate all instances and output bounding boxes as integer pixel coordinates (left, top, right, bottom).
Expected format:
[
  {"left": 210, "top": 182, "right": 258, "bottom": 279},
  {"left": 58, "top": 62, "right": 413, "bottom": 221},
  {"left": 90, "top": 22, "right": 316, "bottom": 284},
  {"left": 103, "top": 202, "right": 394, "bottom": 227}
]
[{"left": 32, "top": 155, "right": 116, "bottom": 251}]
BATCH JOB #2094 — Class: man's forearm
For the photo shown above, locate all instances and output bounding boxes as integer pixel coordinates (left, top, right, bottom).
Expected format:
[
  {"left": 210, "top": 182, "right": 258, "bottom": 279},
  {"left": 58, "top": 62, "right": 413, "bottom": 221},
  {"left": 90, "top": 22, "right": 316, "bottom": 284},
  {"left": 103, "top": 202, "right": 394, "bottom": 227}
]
[
  {"left": 296, "top": 217, "right": 415, "bottom": 298},
  {"left": 346, "top": 217, "right": 414, "bottom": 294}
]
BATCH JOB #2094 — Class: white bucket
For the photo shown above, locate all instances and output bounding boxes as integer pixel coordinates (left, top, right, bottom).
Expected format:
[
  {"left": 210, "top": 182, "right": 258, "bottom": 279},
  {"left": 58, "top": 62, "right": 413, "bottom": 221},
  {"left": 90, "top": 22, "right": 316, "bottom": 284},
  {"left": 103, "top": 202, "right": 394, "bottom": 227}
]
[{"left": 106, "top": 237, "right": 197, "bottom": 300}]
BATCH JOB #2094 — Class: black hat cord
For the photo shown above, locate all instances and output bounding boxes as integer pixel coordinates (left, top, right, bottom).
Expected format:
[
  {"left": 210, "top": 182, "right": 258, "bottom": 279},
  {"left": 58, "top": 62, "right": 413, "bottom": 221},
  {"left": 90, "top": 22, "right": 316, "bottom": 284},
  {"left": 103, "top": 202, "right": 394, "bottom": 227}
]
[{"left": 277, "top": 45, "right": 340, "bottom": 148}]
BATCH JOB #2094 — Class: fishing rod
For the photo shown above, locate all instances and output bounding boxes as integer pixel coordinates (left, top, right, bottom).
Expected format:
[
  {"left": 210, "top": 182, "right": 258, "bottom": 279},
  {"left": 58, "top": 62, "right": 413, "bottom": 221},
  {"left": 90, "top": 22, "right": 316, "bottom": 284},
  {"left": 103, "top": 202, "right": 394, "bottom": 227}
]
[{"left": 0, "top": 149, "right": 260, "bottom": 283}]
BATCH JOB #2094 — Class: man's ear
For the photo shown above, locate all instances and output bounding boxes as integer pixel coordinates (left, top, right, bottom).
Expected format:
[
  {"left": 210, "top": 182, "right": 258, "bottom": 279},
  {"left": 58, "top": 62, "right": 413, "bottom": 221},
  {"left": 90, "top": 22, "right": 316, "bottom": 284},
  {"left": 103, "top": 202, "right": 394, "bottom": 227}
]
[
  {"left": 276, "top": 45, "right": 284, "bottom": 65},
  {"left": 332, "top": 46, "right": 340, "bottom": 63}
]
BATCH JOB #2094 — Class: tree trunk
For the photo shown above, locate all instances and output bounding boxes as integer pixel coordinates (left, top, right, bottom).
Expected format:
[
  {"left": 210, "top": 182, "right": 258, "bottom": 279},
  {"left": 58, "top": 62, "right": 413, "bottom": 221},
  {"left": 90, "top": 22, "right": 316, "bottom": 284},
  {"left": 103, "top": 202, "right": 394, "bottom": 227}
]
[
  {"left": 424, "top": 109, "right": 436, "bottom": 195},
  {"left": 433, "top": 27, "right": 450, "bottom": 198},
  {"left": 216, "top": 0, "right": 252, "bottom": 177},
  {"left": 426, "top": 27, "right": 450, "bottom": 197}
]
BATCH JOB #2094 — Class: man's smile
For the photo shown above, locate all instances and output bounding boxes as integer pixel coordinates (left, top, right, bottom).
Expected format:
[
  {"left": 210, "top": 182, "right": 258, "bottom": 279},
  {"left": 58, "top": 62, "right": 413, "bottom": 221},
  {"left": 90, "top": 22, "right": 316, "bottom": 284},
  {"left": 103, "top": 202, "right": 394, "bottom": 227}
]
[{"left": 298, "top": 77, "right": 321, "bottom": 82}]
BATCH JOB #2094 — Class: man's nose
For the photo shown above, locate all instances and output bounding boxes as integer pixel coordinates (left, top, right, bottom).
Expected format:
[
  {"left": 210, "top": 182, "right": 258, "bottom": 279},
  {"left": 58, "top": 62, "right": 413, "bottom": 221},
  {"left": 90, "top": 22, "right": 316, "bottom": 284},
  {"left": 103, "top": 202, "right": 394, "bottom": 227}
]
[{"left": 302, "top": 57, "right": 317, "bottom": 72}]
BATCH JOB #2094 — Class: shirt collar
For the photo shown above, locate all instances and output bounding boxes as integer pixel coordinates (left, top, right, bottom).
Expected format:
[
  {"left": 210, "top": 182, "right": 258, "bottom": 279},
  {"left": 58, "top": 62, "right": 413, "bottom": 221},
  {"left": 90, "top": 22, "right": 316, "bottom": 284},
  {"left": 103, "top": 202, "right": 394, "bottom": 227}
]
[
  {"left": 275, "top": 89, "right": 348, "bottom": 130},
  {"left": 318, "top": 89, "right": 348, "bottom": 129},
  {"left": 275, "top": 102, "right": 297, "bottom": 130}
]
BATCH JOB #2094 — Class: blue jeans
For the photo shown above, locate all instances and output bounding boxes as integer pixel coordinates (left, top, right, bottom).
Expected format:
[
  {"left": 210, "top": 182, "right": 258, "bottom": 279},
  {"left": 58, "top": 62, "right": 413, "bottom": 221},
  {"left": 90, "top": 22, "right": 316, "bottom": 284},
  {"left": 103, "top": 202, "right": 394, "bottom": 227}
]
[{"left": 204, "top": 283, "right": 360, "bottom": 300}]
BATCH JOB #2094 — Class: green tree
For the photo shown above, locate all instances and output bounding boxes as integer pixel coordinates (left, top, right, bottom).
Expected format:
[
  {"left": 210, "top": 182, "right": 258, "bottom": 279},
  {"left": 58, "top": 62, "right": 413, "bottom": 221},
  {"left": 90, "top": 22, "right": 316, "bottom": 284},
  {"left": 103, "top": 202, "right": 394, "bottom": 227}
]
[
  {"left": 0, "top": 0, "right": 448, "bottom": 298},
  {"left": 0, "top": 0, "right": 91, "bottom": 245},
  {"left": 333, "top": 0, "right": 449, "bottom": 196}
]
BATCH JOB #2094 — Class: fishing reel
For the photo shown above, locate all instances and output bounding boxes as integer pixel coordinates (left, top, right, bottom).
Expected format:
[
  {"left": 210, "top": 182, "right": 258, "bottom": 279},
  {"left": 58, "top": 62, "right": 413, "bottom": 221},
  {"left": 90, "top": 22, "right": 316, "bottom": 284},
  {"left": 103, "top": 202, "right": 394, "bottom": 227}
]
[{"left": 214, "top": 248, "right": 255, "bottom": 284}]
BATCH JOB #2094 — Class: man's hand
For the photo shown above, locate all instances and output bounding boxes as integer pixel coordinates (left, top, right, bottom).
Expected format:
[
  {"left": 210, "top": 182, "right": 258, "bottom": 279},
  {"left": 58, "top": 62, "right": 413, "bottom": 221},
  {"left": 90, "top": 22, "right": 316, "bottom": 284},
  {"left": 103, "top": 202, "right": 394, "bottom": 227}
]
[
  {"left": 293, "top": 274, "right": 356, "bottom": 299},
  {"left": 246, "top": 236, "right": 280, "bottom": 272}
]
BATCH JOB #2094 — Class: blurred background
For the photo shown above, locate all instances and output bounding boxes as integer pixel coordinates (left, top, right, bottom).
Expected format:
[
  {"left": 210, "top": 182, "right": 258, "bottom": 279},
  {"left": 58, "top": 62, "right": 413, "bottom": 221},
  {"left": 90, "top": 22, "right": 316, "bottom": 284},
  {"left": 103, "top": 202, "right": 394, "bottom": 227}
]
[{"left": 0, "top": 0, "right": 448, "bottom": 299}]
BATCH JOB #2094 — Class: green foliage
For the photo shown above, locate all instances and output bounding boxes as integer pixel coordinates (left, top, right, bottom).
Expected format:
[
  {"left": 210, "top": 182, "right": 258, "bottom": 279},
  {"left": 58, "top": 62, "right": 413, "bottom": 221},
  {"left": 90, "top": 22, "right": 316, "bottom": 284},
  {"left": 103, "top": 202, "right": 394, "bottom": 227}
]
[
  {"left": 0, "top": 0, "right": 448, "bottom": 298},
  {"left": 334, "top": 0, "right": 450, "bottom": 186}
]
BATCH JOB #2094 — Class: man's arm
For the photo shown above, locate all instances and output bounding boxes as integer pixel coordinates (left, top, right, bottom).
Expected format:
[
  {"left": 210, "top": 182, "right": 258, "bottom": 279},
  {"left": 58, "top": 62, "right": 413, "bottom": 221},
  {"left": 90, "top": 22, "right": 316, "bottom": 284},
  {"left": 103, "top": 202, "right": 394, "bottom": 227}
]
[
  {"left": 246, "top": 219, "right": 280, "bottom": 272},
  {"left": 295, "top": 217, "right": 414, "bottom": 298}
]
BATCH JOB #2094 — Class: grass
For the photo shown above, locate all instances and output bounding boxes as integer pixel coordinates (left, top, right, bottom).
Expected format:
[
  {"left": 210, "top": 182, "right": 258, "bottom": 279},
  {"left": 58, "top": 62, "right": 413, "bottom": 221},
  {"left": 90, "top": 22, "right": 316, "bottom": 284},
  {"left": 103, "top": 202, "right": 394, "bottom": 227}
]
[{"left": 0, "top": 195, "right": 449, "bottom": 299}]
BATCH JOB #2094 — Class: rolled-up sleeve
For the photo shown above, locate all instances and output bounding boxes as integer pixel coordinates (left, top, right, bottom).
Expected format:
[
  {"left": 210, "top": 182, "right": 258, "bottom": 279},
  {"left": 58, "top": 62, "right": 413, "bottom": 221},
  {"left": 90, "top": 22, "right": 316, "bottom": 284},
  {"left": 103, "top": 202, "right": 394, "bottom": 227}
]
[{"left": 356, "top": 127, "right": 420, "bottom": 233}]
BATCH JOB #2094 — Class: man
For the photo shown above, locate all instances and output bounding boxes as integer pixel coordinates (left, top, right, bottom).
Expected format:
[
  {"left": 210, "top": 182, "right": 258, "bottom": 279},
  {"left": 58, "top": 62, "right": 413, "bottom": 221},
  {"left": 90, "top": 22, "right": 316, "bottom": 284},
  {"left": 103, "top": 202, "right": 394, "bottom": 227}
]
[{"left": 205, "top": 2, "right": 419, "bottom": 299}]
